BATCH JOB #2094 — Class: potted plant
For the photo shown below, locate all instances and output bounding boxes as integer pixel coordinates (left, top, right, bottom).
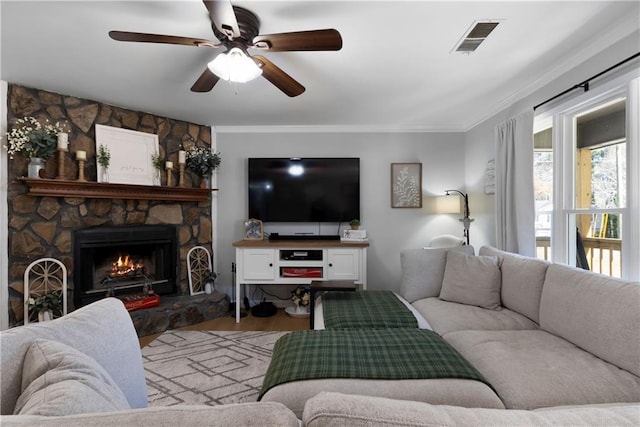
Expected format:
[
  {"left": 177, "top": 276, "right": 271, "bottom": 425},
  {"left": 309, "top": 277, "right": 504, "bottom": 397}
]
[
  {"left": 291, "top": 286, "right": 311, "bottom": 314},
  {"left": 27, "top": 290, "right": 63, "bottom": 322},
  {"left": 349, "top": 219, "right": 361, "bottom": 230},
  {"left": 185, "top": 146, "right": 221, "bottom": 188},
  {"left": 203, "top": 270, "right": 218, "bottom": 294},
  {"left": 97, "top": 144, "right": 111, "bottom": 182},
  {"left": 151, "top": 153, "right": 164, "bottom": 185},
  {"left": 4, "top": 116, "right": 65, "bottom": 178}
]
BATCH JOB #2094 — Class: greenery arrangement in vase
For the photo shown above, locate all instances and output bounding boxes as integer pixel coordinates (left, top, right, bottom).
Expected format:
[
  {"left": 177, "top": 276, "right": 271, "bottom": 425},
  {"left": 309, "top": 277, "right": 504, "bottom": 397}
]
[
  {"left": 203, "top": 270, "right": 218, "bottom": 294},
  {"left": 185, "top": 147, "right": 221, "bottom": 188},
  {"left": 4, "top": 116, "right": 65, "bottom": 178},
  {"left": 97, "top": 144, "right": 111, "bottom": 182},
  {"left": 28, "top": 290, "right": 63, "bottom": 322},
  {"left": 151, "top": 153, "right": 164, "bottom": 185},
  {"left": 349, "top": 219, "right": 361, "bottom": 230}
]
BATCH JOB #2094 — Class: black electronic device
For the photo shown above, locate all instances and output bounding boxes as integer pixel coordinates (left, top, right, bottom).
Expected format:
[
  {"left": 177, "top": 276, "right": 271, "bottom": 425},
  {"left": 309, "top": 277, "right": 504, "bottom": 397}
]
[
  {"left": 280, "top": 250, "right": 323, "bottom": 261},
  {"left": 269, "top": 233, "right": 340, "bottom": 241},
  {"left": 248, "top": 158, "right": 360, "bottom": 223}
]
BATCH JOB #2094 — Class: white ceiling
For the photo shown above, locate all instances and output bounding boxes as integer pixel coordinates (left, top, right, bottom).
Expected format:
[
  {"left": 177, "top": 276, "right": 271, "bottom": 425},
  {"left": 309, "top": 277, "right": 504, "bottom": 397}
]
[{"left": 1, "top": 1, "right": 638, "bottom": 132}]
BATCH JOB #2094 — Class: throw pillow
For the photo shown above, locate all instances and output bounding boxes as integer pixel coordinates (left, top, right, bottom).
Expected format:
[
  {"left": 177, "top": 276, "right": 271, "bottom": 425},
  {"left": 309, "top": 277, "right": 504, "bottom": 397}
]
[
  {"left": 14, "top": 339, "right": 130, "bottom": 416},
  {"left": 400, "top": 246, "right": 474, "bottom": 302},
  {"left": 439, "top": 250, "right": 502, "bottom": 310}
]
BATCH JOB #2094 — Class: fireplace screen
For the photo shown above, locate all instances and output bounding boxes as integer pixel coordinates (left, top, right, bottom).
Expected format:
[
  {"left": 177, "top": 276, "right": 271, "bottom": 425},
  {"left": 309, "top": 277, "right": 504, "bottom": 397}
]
[{"left": 73, "top": 225, "right": 178, "bottom": 307}]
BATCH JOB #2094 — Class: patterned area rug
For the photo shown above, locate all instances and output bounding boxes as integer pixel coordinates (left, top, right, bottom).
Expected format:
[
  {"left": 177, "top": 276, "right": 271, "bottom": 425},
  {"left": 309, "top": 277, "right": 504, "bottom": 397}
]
[{"left": 142, "top": 330, "right": 289, "bottom": 406}]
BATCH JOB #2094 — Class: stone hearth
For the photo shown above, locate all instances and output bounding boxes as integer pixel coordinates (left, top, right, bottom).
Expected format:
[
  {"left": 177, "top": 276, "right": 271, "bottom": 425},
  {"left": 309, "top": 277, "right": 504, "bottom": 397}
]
[{"left": 129, "top": 292, "right": 230, "bottom": 337}]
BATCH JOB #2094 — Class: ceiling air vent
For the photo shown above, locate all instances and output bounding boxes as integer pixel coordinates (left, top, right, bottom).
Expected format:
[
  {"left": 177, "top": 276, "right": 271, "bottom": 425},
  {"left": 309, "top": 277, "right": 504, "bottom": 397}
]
[{"left": 452, "top": 21, "right": 500, "bottom": 53}]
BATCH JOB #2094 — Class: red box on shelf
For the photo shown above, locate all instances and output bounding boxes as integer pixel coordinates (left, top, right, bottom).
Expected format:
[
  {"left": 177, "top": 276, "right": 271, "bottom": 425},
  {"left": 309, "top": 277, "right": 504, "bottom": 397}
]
[{"left": 281, "top": 267, "right": 323, "bottom": 278}]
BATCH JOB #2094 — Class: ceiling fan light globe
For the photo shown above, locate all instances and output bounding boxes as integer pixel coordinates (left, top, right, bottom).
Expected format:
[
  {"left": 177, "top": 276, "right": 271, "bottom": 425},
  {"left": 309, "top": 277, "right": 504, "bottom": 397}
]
[{"left": 207, "top": 48, "right": 262, "bottom": 83}]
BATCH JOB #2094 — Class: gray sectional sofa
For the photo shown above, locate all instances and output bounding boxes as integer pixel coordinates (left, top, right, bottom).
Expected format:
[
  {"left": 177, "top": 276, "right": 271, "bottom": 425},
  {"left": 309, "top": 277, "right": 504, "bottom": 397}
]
[
  {"left": 261, "top": 245, "right": 640, "bottom": 419},
  {"left": 2, "top": 246, "right": 639, "bottom": 426}
]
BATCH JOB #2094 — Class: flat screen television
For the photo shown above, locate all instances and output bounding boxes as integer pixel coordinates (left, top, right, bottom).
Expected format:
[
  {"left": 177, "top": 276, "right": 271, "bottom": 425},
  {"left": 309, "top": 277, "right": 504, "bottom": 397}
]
[{"left": 248, "top": 157, "right": 360, "bottom": 223}]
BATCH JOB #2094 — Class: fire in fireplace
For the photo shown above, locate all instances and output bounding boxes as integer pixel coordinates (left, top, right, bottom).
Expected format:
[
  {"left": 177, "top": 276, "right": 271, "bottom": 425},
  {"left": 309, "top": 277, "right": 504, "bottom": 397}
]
[{"left": 73, "top": 224, "right": 178, "bottom": 308}]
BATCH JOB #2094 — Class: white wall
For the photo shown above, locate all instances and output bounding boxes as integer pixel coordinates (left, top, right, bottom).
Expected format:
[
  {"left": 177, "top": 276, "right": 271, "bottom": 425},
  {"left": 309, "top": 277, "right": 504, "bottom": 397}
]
[
  {"left": 464, "top": 31, "right": 640, "bottom": 251},
  {"left": 215, "top": 131, "right": 465, "bottom": 303}
]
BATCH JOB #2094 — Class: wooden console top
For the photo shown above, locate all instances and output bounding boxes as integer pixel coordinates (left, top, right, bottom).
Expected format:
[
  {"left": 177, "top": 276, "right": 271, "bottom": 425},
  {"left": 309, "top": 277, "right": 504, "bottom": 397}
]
[{"left": 232, "top": 239, "right": 369, "bottom": 248}]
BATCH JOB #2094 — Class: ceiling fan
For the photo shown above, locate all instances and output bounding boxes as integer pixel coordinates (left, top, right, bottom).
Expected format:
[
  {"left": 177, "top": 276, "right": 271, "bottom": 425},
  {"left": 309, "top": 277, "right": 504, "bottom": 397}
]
[{"left": 109, "top": 0, "right": 343, "bottom": 97}]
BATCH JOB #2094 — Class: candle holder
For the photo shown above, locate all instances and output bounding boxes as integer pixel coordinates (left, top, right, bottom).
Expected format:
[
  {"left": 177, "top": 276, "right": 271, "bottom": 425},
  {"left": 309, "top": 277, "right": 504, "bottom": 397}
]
[
  {"left": 56, "top": 147, "right": 68, "bottom": 179},
  {"left": 178, "top": 163, "right": 185, "bottom": 187},
  {"left": 166, "top": 166, "right": 173, "bottom": 187},
  {"left": 77, "top": 158, "right": 86, "bottom": 182}
]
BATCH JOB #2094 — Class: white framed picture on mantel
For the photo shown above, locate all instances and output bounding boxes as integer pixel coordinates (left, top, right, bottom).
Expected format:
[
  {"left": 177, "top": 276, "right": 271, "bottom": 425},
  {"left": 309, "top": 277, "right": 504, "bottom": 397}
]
[{"left": 95, "top": 124, "right": 159, "bottom": 186}]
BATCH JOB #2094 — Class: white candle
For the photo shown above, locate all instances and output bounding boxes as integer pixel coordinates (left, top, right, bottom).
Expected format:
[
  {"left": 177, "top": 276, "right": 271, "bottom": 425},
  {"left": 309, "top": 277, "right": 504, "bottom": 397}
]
[
  {"left": 57, "top": 132, "right": 68, "bottom": 150},
  {"left": 165, "top": 161, "right": 173, "bottom": 169},
  {"left": 178, "top": 150, "right": 186, "bottom": 164},
  {"left": 75, "top": 150, "right": 86, "bottom": 160}
]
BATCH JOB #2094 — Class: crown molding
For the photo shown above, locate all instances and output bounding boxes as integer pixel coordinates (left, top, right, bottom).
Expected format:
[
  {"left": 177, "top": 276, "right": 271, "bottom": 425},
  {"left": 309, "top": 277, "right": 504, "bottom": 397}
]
[{"left": 213, "top": 124, "right": 465, "bottom": 134}]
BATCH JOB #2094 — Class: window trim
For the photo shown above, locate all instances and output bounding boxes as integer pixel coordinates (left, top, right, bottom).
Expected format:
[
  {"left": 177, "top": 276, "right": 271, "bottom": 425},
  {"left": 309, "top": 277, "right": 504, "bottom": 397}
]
[{"left": 534, "top": 69, "right": 639, "bottom": 280}]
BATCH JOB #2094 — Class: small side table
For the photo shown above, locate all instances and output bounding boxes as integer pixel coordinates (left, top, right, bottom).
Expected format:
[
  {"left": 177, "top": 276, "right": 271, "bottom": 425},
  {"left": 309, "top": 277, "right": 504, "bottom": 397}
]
[{"left": 309, "top": 280, "right": 357, "bottom": 329}]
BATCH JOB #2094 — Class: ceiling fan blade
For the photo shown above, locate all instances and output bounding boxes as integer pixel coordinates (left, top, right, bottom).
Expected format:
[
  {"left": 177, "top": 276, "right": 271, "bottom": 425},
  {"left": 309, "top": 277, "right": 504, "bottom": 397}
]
[
  {"left": 253, "top": 29, "right": 342, "bottom": 52},
  {"left": 109, "top": 31, "right": 219, "bottom": 48},
  {"left": 191, "top": 68, "right": 220, "bottom": 92},
  {"left": 203, "top": 0, "right": 240, "bottom": 39},
  {"left": 253, "top": 55, "right": 305, "bottom": 97}
]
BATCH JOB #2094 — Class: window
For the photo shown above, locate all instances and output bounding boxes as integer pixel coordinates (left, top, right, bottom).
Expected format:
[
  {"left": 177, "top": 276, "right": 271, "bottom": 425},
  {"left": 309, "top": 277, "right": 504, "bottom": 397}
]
[{"left": 534, "top": 72, "right": 639, "bottom": 280}]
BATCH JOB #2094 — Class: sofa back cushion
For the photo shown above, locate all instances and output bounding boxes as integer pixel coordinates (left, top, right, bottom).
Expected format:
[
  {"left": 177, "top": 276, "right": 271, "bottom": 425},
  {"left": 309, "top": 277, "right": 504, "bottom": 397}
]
[
  {"left": 539, "top": 264, "right": 640, "bottom": 377},
  {"left": 400, "top": 245, "right": 474, "bottom": 302},
  {"left": 0, "top": 298, "right": 147, "bottom": 415},
  {"left": 479, "top": 246, "right": 549, "bottom": 323},
  {"left": 14, "top": 339, "right": 130, "bottom": 416},
  {"left": 439, "top": 251, "right": 502, "bottom": 310}
]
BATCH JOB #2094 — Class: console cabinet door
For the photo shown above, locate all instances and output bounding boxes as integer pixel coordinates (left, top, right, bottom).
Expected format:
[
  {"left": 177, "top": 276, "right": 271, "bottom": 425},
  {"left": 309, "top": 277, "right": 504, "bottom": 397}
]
[
  {"left": 242, "top": 249, "right": 276, "bottom": 280},
  {"left": 327, "top": 249, "right": 360, "bottom": 280}
]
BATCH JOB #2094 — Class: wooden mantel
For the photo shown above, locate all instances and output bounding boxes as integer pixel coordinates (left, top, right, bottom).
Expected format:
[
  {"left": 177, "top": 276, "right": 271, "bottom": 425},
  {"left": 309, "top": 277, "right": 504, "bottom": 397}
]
[{"left": 18, "top": 178, "right": 215, "bottom": 202}]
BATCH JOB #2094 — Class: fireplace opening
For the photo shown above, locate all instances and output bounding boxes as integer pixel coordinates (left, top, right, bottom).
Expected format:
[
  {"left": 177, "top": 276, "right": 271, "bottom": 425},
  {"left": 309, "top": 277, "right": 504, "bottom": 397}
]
[{"left": 73, "top": 224, "right": 178, "bottom": 308}]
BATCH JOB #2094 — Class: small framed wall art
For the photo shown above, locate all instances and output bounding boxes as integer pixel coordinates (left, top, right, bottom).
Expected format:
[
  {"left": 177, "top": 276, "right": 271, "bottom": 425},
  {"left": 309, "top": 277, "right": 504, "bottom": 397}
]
[
  {"left": 243, "top": 218, "right": 264, "bottom": 240},
  {"left": 391, "top": 163, "right": 422, "bottom": 208}
]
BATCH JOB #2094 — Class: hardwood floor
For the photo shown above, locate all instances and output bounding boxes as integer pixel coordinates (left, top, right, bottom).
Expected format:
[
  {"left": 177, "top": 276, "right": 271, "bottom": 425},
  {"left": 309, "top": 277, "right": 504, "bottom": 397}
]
[{"left": 139, "top": 308, "right": 309, "bottom": 347}]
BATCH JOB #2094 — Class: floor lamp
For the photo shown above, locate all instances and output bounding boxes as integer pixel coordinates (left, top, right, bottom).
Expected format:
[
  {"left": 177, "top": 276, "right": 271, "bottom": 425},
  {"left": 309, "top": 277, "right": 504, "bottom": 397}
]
[{"left": 444, "top": 190, "right": 474, "bottom": 245}]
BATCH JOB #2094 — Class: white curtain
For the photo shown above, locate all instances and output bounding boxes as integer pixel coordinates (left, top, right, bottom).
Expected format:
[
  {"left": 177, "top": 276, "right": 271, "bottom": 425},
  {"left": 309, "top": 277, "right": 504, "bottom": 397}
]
[{"left": 494, "top": 110, "right": 535, "bottom": 256}]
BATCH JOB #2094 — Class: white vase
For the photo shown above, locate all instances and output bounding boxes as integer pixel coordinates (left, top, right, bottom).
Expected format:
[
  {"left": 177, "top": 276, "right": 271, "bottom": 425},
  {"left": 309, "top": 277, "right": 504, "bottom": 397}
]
[
  {"left": 295, "top": 305, "right": 308, "bottom": 314},
  {"left": 38, "top": 310, "right": 53, "bottom": 322},
  {"left": 204, "top": 282, "right": 213, "bottom": 294},
  {"left": 100, "top": 168, "right": 109, "bottom": 183},
  {"left": 28, "top": 157, "right": 45, "bottom": 179}
]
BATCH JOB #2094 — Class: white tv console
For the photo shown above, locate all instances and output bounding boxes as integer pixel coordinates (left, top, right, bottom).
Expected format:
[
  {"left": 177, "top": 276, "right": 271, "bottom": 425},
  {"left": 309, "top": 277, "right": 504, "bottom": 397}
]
[{"left": 232, "top": 239, "right": 369, "bottom": 323}]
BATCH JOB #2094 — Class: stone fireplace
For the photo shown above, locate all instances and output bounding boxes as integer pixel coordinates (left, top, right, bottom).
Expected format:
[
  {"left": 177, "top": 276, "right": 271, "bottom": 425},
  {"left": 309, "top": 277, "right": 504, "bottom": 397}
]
[
  {"left": 6, "top": 84, "right": 217, "bottom": 328},
  {"left": 73, "top": 224, "right": 178, "bottom": 308}
]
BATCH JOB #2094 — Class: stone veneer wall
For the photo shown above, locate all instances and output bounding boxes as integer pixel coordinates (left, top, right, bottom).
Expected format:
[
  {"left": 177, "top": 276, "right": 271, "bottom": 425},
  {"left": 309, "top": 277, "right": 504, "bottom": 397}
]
[{"left": 6, "top": 84, "right": 214, "bottom": 327}]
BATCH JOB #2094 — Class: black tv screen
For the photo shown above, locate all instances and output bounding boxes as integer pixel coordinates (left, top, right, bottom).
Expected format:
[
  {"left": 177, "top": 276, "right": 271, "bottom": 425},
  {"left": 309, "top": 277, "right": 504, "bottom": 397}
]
[{"left": 248, "top": 158, "right": 360, "bottom": 223}]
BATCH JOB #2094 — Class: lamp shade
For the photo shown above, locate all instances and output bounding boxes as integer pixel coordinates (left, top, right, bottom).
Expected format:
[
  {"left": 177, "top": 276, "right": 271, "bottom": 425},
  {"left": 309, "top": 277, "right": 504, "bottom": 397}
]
[
  {"left": 208, "top": 48, "right": 262, "bottom": 83},
  {"left": 433, "top": 195, "right": 460, "bottom": 214}
]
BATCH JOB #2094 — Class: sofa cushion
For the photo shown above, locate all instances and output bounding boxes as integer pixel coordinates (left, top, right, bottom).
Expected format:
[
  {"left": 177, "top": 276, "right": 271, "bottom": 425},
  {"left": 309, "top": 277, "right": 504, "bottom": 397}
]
[
  {"left": 399, "top": 245, "right": 474, "bottom": 302},
  {"left": 302, "top": 392, "right": 640, "bottom": 427},
  {"left": 479, "top": 246, "right": 549, "bottom": 323},
  {"left": 1, "top": 298, "right": 147, "bottom": 415},
  {"left": 2, "top": 403, "right": 299, "bottom": 427},
  {"left": 412, "top": 298, "right": 538, "bottom": 335},
  {"left": 539, "top": 264, "right": 640, "bottom": 377},
  {"left": 14, "top": 339, "right": 130, "bottom": 416},
  {"left": 261, "top": 377, "right": 504, "bottom": 418},
  {"left": 444, "top": 330, "right": 640, "bottom": 410},
  {"left": 439, "top": 251, "right": 502, "bottom": 310}
]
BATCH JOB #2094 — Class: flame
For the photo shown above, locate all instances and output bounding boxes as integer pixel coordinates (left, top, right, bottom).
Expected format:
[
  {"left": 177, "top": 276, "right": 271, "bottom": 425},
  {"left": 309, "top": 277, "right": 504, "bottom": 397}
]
[{"left": 110, "top": 255, "right": 144, "bottom": 277}]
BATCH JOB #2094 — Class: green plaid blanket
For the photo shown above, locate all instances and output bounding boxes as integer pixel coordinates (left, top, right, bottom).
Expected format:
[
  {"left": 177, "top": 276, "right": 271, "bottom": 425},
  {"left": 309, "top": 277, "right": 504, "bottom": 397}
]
[
  {"left": 259, "top": 329, "right": 489, "bottom": 400},
  {"left": 322, "top": 290, "right": 418, "bottom": 329}
]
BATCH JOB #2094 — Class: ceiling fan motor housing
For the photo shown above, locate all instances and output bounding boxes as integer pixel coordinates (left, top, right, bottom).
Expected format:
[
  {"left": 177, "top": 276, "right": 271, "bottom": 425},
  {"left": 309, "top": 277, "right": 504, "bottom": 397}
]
[{"left": 212, "top": 6, "right": 260, "bottom": 47}]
